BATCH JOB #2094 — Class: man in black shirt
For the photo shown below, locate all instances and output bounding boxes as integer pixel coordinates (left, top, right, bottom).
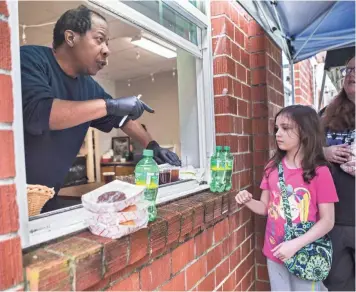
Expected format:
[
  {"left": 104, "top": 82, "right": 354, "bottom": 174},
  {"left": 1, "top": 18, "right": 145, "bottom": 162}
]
[{"left": 21, "top": 5, "right": 180, "bottom": 212}]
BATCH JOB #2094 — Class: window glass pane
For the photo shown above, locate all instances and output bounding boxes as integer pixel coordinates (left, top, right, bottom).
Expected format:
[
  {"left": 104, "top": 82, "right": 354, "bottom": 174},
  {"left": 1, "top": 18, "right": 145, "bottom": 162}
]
[
  {"left": 123, "top": 0, "right": 199, "bottom": 45},
  {"left": 188, "top": 0, "right": 206, "bottom": 14}
]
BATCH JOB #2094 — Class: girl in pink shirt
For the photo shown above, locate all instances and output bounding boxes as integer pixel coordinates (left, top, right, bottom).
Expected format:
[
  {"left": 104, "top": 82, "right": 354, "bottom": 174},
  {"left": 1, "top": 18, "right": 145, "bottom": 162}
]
[{"left": 236, "top": 105, "right": 338, "bottom": 291}]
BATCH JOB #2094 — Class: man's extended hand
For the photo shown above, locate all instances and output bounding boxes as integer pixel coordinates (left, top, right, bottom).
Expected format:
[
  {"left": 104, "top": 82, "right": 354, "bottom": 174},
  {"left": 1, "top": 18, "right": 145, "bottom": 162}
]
[
  {"left": 146, "top": 140, "right": 181, "bottom": 166},
  {"left": 105, "top": 96, "right": 154, "bottom": 120}
]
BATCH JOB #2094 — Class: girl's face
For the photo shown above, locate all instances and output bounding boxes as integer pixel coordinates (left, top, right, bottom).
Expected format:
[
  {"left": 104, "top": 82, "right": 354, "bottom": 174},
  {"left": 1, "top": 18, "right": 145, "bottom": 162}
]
[
  {"left": 275, "top": 114, "right": 300, "bottom": 153},
  {"left": 343, "top": 57, "right": 355, "bottom": 103}
]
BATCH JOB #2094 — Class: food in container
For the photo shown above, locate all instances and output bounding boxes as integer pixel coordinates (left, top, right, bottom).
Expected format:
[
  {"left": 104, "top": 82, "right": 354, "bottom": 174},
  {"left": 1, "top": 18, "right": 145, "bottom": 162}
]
[
  {"left": 81, "top": 180, "right": 146, "bottom": 213},
  {"left": 159, "top": 168, "right": 171, "bottom": 185},
  {"left": 97, "top": 191, "right": 126, "bottom": 203}
]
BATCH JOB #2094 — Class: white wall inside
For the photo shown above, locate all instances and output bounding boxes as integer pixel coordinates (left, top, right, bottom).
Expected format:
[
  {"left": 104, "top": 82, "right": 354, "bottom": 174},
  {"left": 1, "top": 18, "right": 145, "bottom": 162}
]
[{"left": 116, "top": 71, "right": 181, "bottom": 156}]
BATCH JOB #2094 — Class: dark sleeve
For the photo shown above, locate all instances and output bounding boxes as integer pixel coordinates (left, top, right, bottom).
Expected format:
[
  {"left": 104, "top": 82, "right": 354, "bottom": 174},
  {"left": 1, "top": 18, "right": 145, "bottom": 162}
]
[
  {"left": 20, "top": 46, "right": 54, "bottom": 135},
  {"left": 89, "top": 80, "right": 129, "bottom": 132}
]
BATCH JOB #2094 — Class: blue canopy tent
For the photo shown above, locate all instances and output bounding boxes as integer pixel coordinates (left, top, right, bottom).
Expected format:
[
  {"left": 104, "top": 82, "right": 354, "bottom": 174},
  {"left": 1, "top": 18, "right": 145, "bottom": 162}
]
[{"left": 238, "top": 0, "right": 355, "bottom": 104}]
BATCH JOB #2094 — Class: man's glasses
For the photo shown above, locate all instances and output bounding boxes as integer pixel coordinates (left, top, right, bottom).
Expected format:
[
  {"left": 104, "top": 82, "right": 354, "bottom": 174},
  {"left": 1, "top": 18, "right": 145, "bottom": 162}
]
[{"left": 340, "top": 67, "right": 355, "bottom": 77}]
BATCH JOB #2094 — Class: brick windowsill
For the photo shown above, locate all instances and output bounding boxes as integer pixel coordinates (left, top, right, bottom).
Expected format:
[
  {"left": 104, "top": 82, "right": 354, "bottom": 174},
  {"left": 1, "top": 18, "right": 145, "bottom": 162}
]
[{"left": 23, "top": 190, "right": 240, "bottom": 291}]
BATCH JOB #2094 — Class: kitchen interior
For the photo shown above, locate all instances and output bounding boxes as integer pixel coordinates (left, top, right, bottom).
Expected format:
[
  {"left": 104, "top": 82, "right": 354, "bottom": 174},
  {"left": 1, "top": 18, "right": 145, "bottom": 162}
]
[{"left": 19, "top": 1, "right": 200, "bottom": 216}]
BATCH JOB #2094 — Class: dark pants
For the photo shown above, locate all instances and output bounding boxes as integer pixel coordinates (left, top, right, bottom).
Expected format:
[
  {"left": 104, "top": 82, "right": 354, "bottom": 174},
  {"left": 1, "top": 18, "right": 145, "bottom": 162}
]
[{"left": 324, "top": 225, "right": 355, "bottom": 291}]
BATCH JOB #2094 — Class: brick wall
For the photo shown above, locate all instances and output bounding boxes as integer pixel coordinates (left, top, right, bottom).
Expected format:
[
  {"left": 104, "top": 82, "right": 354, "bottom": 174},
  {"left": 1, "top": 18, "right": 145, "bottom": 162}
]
[
  {"left": 294, "top": 59, "right": 314, "bottom": 105},
  {"left": 0, "top": 1, "right": 24, "bottom": 291},
  {"left": 0, "top": 0, "right": 287, "bottom": 291},
  {"left": 249, "top": 18, "right": 284, "bottom": 290}
]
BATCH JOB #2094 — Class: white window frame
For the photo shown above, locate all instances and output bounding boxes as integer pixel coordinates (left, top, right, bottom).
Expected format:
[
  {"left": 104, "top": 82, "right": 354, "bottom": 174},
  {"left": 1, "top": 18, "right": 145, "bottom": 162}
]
[{"left": 12, "top": 0, "right": 214, "bottom": 248}]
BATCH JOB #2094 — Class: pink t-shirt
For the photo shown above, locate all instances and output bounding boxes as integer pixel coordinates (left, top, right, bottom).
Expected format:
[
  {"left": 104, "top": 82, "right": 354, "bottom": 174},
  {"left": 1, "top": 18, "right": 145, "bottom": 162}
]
[{"left": 260, "top": 158, "right": 338, "bottom": 264}]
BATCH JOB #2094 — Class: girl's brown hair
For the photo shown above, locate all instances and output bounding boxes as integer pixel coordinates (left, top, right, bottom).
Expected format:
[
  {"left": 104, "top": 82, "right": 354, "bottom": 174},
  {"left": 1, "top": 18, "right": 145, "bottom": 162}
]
[{"left": 265, "top": 105, "right": 329, "bottom": 184}]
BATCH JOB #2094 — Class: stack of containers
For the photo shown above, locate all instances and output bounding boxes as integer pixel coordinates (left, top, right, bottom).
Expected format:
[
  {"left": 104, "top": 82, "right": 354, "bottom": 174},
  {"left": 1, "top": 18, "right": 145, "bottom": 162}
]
[{"left": 82, "top": 180, "right": 149, "bottom": 239}]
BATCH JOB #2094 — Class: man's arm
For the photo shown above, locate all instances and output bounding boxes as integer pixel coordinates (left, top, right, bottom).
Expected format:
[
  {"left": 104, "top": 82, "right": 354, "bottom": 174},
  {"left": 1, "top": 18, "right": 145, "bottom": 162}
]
[
  {"left": 49, "top": 99, "right": 107, "bottom": 130},
  {"left": 121, "top": 119, "right": 152, "bottom": 148}
]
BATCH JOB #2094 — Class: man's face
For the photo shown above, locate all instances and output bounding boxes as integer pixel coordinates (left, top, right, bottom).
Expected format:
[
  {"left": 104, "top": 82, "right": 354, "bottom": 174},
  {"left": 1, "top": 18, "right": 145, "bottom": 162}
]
[{"left": 72, "top": 14, "right": 110, "bottom": 75}]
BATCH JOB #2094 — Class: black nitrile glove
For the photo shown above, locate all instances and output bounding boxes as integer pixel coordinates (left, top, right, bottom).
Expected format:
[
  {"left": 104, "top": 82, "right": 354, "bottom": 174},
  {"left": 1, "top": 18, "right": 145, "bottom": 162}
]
[
  {"left": 105, "top": 96, "right": 154, "bottom": 120},
  {"left": 146, "top": 140, "right": 181, "bottom": 166}
]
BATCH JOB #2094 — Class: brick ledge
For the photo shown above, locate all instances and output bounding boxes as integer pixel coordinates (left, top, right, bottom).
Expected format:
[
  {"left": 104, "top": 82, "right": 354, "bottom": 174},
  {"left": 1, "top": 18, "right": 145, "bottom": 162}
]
[{"left": 23, "top": 190, "right": 240, "bottom": 291}]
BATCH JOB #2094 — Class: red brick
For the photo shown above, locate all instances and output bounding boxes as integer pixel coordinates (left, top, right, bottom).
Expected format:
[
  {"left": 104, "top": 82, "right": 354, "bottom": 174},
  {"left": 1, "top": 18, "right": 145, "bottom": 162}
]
[
  {"left": 239, "top": 169, "right": 252, "bottom": 188},
  {"left": 24, "top": 249, "right": 70, "bottom": 291},
  {"left": 251, "top": 69, "right": 266, "bottom": 85},
  {"left": 214, "top": 56, "right": 235, "bottom": 76},
  {"left": 157, "top": 208, "right": 181, "bottom": 246},
  {"left": 159, "top": 272, "right": 185, "bottom": 291},
  {"left": 214, "top": 218, "right": 229, "bottom": 243},
  {"left": 211, "top": 1, "right": 231, "bottom": 18},
  {"left": 207, "top": 243, "right": 224, "bottom": 271},
  {"left": 46, "top": 237, "right": 102, "bottom": 291},
  {"left": 109, "top": 273, "right": 139, "bottom": 291},
  {"left": 236, "top": 63, "right": 246, "bottom": 83},
  {"left": 215, "top": 95, "right": 237, "bottom": 115},
  {"left": 128, "top": 228, "right": 149, "bottom": 264},
  {"left": 257, "top": 265, "right": 269, "bottom": 281},
  {"left": 215, "top": 258, "right": 229, "bottom": 286},
  {"left": 214, "top": 75, "right": 234, "bottom": 96},
  {"left": 248, "top": 35, "right": 265, "bottom": 53},
  {"left": 255, "top": 280, "right": 270, "bottom": 291},
  {"left": 231, "top": 42, "right": 241, "bottom": 62},
  {"left": 248, "top": 21, "right": 264, "bottom": 36},
  {"left": 215, "top": 115, "right": 234, "bottom": 134},
  {"left": 233, "top": 80, "right": 242, "bottom": 98},
  {"left": 140, "top": 253, "right": 171, "bottom": 291},
  {"left": 149, "top": 217, "right": 167, "bottom": 254},
  {"left": 0, "top": 237, "right": 22, "bottom": 290},
  {"left": 172, "top": 239, "right": 194, "bottom": 273},
  {"left": 241, "top": 50, "right": 250, "bottom": 68},
  {"left": 251, "top": 85, "right": 267, "bottom": 102},
  {"left": 237, "top": 99, "right": 248, "bottom": 117},
  {"left": 253, "top": 150, "right": 269, "bottom": 167},
  {"left": 195, "top": 227, "right": 214, "bottom": 257},
  {"left": 197, "top": 271, "right": 215, "bottom": 291},
  {"left": 212, "top": 36, "right": 232, "bottom": 56},
  {"left": 216, "top": 135, "right": 239, "bottom": 153},
  {"left": 77, "top": 232, "right": 129, "bottom": 276},
  {"left": 185, "top": 255, "right": 207, "bottom": 290},
  {"left": 0, "top": 130, "right": 15, "bottom": 178},
  {"left": 229, "top": 247, "right": 241, "bottom": 271},
  {"left": 0, "top": 1, "right": 9, "bottom": 17},
  {"left": 211, "top": 16, "right": 234, "bottom": 39},
  {"left": 235, "top": 27, "right": 244, "bottom": 47},
  {"left": 0, "top": 21, "right": 11, "bottom": 70},
  {"left": 250, "top": 52, "right": 266, "bottom": 69},
  {"left": 241, "top": 268, "right": 254, "bottom": 291},
  {"left": 252, "top": 119, "right": 268, "bottom": 134},
  {"left": 241, "top": 84, "right": 250, "bottom": 101},
  {"left": 222, "top": 271, "right": 235, "bottom": 291},
  {"left": 0, "top": 74, "right": 13, "bottom": 123},
  {"left": 0, "top": 184, "right": 18, "bottom": 234}
]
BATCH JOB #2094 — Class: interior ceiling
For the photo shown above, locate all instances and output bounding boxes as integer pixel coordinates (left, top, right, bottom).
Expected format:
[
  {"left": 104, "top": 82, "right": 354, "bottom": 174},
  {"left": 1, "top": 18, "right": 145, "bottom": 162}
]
[{"left": 18, "top": 1, "right": 177, "bottom": 81}]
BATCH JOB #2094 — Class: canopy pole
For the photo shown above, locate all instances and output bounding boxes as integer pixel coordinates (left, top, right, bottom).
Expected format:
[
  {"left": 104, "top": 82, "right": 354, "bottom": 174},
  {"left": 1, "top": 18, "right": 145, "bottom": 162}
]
[
  {"left": 290, "top": 60, "right": 295, "bottom": 104},
  {"left": 318, "top": 70, "right": 327, "bottom": 110}
]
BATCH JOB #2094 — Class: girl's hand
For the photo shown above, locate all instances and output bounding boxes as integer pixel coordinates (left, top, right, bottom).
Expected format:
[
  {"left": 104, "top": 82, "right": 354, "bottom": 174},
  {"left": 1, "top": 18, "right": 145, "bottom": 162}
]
[
  {"left": 272, "top": 240, "right": 299, "bottom": 262},
  {"left": 235, "top": 190, "right": 252, "bottom": 205},
  {"left": 324, "top": 144, "right": 352, "bottom": 164}
]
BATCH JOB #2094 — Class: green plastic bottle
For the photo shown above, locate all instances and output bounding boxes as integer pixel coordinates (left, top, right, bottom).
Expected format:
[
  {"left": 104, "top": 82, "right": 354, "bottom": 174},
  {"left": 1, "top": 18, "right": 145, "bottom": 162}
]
[
  {"left": 210, "top": 146, "right": 224, "bottom": 193},
  {"left": 223, "top": 146, "right": 233, "bottom": 191},
  {"left": 135, "top": 149, "right": 159, "bottom": 222}
]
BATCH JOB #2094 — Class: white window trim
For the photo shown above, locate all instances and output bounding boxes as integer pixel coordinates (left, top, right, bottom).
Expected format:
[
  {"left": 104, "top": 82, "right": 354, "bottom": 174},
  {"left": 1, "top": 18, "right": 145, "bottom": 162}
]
[
  {"left": 13, "top": 0, "right": 214, "bottom": 249},
  {"left": 88, "top": 0, "right": 203, "bottom": 58}
]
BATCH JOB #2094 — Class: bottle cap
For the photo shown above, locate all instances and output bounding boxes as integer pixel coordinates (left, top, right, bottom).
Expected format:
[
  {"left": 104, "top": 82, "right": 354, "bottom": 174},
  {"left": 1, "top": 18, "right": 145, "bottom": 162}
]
[{"left": 143, "top": 149, "right": 153, "bottom": 157}]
